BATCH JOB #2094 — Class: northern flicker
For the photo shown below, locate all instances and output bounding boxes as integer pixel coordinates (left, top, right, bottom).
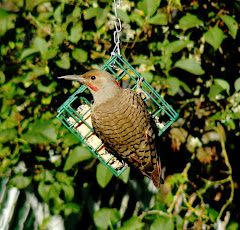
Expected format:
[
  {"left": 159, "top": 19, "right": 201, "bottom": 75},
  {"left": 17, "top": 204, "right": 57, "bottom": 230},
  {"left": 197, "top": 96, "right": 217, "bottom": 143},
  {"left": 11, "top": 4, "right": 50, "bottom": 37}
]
[{"left": 59, "top": 70, "right": 163, "bottom": 188}]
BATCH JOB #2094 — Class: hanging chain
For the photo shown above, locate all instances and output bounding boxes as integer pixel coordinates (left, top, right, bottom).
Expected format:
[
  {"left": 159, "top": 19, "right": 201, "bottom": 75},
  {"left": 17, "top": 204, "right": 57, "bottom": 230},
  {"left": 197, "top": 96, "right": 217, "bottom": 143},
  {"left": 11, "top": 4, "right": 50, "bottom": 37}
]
[{"left": 111, "top": 0, "right": 122, "bottom": 57}]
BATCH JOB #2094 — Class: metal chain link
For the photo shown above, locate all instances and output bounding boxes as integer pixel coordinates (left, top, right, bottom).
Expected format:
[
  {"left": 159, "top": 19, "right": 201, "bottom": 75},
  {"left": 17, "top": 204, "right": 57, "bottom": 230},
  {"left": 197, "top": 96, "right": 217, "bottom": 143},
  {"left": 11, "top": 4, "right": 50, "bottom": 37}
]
[{"left": 111, "top": 0, "right": 122, "bottom": 57}]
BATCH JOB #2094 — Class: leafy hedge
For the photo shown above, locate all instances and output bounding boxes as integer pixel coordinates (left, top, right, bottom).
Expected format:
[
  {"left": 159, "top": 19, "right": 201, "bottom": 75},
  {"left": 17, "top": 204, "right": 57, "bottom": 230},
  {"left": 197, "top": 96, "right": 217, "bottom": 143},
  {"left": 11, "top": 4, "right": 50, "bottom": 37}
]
[{"left": 0, "top": 0, "right": 240, "bottom": 229}]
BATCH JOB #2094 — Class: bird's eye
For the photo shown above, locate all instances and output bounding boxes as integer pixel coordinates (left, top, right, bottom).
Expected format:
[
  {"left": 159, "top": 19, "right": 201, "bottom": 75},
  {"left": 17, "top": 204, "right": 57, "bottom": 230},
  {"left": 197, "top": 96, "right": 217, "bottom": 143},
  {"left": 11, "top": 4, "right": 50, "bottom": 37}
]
[{"left": 91, "top": 76, "right": 96, "bottom": 80}]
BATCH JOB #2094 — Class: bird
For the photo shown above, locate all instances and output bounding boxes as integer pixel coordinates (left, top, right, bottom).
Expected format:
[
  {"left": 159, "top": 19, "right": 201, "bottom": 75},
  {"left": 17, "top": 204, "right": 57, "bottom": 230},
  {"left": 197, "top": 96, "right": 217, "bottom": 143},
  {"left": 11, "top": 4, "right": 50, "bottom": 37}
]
[{"left": 59, "top": 70, "right": 163, "bottom": 188}]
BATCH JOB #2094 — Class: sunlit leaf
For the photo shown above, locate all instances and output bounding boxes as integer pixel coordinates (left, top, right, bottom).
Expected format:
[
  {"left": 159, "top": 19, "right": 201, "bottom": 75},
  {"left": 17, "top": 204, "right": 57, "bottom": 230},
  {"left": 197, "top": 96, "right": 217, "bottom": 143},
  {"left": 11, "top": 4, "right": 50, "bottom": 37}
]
[
  {"left": 138, "top": 0, "right": 161, "bottom": 17},
  {"left": 63, "top": 133, "right": 80, "bottom": 146},
  {"left": 220, "top": 14, "right": 238, "bottom": 39},
  {"left": 179, "top": 80, "right": 191, "bottom": 93},
  {"left": 0, "top": 71, "right": 5, "bottom": 84},
  {"left": 68, "top": 24, "right": 82, "bottom": 43},
  {"left": 94, "top": 208, "right": 120, "bottom": 229},
  {"left": 119, "top": 167, "right": 130, "bottom": 184},
  {"left": 130, "top": 12, "right": 144, "bottom": 26},
  {"left": 174, "top": 59, "right": 205, "bottom": 75},
  {"left": 22, "top": 120, "right": 57, "bottom": 144},
  {"left": 214, "top": 79, "right": 230, "bottom": 94},
  {"left": 0, "top": 9, "right": 16, "bottom": 36},
  {"left": 41, "top": 95, "right": 52, "bottom": 105},
  {"left": 178, "top": 14, "right": 203, "bottom": 30},
  {"left": 208, "top": 84, "right": 224, "bottom": 101},
  {"left": 10, "top": 175, "right": 32, "bottom": 189},
  {"left": 165, "top": 40, "right": 192, "bottom": 54},
  {"left": 166, "top": 77, "right": 180, "bottom": 96},
  {"left": 96, "top": 163, "right": 113, "bottom": 188},
  {"left": 61, "top": 184, "right": 74, "bottom": 202},
  {"left": 63, "top": 146, "right": 92, "bottom": 171},
  {"left": 95, "top": 8, "right": 109, "bottom": 28},
  {"left": 53, "top": 31, "right": 67, "bottom": 46},
  {"left": 142, "top": 71, "right": 153, "bottom": 83},
  {"left": 150, "top": 216, "right": 174, "bottom": 230},
  {"left": 0, "top": 129, "right": 17, "bottom": 143},
  {"left": 149, "top": 13, "right": 168, "bottom": 25},
  {"left": 56, "top": 55, "right": 71, "bottom": 69},
  {"left": 54, "top": 5, "right": 62, "bottom": 23},
  {"left": 227, "top": 222, "right": 239, "bottom": 230},
  {"left": 117, "top": 9, "right": 130, "bottom": 23},
  {"left": 203, "top": 25, "right": 227, "bottom": 50},
  {"left": 118, "top": 216, "right": 144, "bottom": 230},
  {"left": 20, "top": 48, "right": 38, "bottom": 59},
  {"left": 72, "top": 48, "right": 88, "bottom": 63},
  {"left": 234, "top": 78, "right": 240, "bottom": 91},
  {"left": 33, "top": 37, "right": 48, "bottom": 57},
  {"left": 84, "top": 7, "right": 98, "bottom": 20}
]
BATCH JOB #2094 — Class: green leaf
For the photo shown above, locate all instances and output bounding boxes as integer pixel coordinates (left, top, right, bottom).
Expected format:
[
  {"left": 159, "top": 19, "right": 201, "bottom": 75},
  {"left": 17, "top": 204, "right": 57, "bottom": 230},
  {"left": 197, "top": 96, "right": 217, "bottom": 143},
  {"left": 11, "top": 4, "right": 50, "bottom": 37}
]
[
  {"left": 205, "top": 207, "right": 218, "bottom": 222},
  {"left": 37, "top": 81, "right": 57, "bottom": 94},
  {"left": 63, "top": 146, "right": 92, "bottom": 171},
  {"left": 72, "top": 7, "right": 81, "bottom": 18},
  {"left": 61, "top": 184, "right": 74, "bottom": 202},
  {"left": 10, "top": 175, "right": 32, "bottom": 189},
  {"left": 117, "top": 9, "right": 130, "bottom": 23},
  {"left": 220, "top": 14, "right": 238, "bottom": 39},
  {"left": 149, "top": 13, "right": 168, "bottom": 25},
  {"left": 96, "top": 163, "right": 113, "bottom": 188},
  {"left": 138, "top": 0, "right": 161, "bottom": 17},
  {"left": 203, "top": 25, "right": 227, "bottom": 50},
  {"left": 63, "top": 133, "right": 79, "bottom": 146},
  {"left": 0, "top": 71, "right": 5, "bottom": 84},
  {"left": 0, "top": 129, "right": 17, "bottom": 143},
  {"left": 174, "top": 59, "right": 205, "bottom": 75},
  {"left": 130, "top": 12, "right": 144, "bottom": 26},
  {"left": 142, "top": 71, "right": 153, "bottom": 83},
  {"left": 208, "top": 84, "right": 224, "bottom": 101},
  {"left": 33, "top": 37, "right": 48, "bottom": 57},
  {"left": 22, "top": 120, "right": 57, "bottom": 144},
  {"left": 72, "top": 48, "right": 88, "bottom": 63},
  {"left": 119, "top": 167, "right": 130, "bottom": 184},
  {"left": 94, "top": 208, "right": 120, "bottom": 229},
  {"left": 20, "top": 48, "right": 38, "bottom": 59},
  {"left": 42, "top": 95, "right": 52, "bottom": 105},
  {"left": 234, "top": 78, "right": 240, "bottom": 91},
  {"left": 46, "top": 48, "right": 58, "bottom": 60},
  {"left": 165, "top": 40, "right": 192, "bottom": 54},
  {"left": 179, "top": 80, "right": 191, "bottom": 93},
  {"left": 118, "top": 216, "right": 144, "bottom": 230},
  {"left": 150, "top": 216, "right": 174, "bottom": 230},
  {"left": 166, "top": 77, "right": 180, "bottom": 96},
  {"left": 175, "top": 215, "right": 183, "bottom": 229},
  {"left": 227, "top": 222, "right": 239, "bottom": 230},
  {"left": 53, "top": 31, "right": 67, "bottom": 46},
  {"left": 95, "top": 8, "right": 109, "bottom": 28},
  {"left": 54, "top": 5, "right": 62, "bottom": 23},
  {"left": 0, "top": 9, "right": 16, "bottom": 36},
  {"left": 214, "top": 79, "right": 230, "bottom": 94},
  {"left": 84, "top": 7, "right": 98, "bottom": 20},
  {"left": 38, "top": 181, "right": 61, "bottom": 202},
  {"left": 68, "top": 24, "right": 82, "bottom": 43},
  {"left": 56, "top": 55, "right": 71, "bottom": 69},
  {"left": 178, "top": 14, "right": 203, "bottom": 30}
]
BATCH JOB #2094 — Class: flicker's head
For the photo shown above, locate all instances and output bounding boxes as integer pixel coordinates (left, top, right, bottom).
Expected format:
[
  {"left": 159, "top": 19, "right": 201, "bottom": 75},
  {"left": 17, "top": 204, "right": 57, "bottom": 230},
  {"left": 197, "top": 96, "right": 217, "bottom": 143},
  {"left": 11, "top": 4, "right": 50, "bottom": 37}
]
[{"left": 59, "top": 70, "right": 121, "bottom": 104}]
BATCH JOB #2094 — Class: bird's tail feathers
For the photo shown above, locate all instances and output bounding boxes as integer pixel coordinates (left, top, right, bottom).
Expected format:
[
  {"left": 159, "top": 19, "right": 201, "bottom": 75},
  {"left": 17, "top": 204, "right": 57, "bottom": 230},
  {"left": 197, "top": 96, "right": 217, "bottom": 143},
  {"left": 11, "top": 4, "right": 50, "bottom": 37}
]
[{"left": 151, "top": 158, "right": 162, "bottom": 189}]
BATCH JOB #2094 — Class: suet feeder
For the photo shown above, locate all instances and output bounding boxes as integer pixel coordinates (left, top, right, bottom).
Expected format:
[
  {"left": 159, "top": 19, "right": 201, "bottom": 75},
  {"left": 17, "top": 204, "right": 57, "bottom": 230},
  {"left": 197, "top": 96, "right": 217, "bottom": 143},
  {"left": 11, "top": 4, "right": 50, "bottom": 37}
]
[{"left": 56, "top": 53, "right": 179, "bottom": 176}]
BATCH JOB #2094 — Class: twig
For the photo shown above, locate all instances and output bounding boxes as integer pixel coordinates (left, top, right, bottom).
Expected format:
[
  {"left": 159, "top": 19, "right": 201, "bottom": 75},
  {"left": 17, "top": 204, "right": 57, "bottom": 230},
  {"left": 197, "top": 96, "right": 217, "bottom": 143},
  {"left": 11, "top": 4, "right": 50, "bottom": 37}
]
[{"left": 139, "top": 210, "right": 171, "bottom": 221}]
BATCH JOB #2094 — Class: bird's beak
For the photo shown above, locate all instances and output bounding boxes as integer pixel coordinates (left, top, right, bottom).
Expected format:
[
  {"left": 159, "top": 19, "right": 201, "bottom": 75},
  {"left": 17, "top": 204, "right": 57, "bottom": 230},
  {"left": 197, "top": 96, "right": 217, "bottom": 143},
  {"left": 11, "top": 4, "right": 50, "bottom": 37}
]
[{"left": 58, "top": 75, "right": 85, "bottom": 83}]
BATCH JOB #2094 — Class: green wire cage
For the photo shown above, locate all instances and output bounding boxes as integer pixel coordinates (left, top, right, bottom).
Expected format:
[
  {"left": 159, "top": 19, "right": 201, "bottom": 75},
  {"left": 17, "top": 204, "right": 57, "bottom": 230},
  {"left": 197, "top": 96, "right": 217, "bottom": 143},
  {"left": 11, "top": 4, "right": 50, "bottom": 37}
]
[{"left": 56, "top": 54, "right": 179, "bottom": 177}]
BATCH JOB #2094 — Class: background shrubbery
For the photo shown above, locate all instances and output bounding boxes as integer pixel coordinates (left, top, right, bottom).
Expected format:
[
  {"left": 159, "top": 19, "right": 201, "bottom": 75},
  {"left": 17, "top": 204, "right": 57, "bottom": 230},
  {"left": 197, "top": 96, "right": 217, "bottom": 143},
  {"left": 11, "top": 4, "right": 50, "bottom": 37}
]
[{"left": 0, "top": 0, "right": 240, "bottom": 229}]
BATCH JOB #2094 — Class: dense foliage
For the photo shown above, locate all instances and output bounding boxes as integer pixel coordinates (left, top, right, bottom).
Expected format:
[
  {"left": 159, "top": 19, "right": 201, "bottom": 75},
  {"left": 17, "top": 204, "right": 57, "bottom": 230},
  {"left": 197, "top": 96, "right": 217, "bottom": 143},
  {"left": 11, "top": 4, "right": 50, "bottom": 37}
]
[{"left": 0, "top": 0, "right": 240, "bottom": 229}]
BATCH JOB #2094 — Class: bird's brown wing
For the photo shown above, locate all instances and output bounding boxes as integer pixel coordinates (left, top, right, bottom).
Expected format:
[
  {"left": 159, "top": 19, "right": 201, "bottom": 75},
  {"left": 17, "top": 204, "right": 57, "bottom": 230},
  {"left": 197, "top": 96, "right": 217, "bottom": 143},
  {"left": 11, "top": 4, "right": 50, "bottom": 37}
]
[{"left": 91, "top": 89, "right": 162, "bottom": 186}]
